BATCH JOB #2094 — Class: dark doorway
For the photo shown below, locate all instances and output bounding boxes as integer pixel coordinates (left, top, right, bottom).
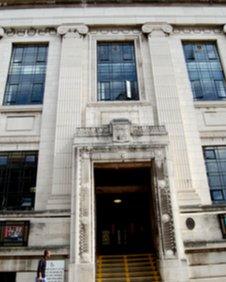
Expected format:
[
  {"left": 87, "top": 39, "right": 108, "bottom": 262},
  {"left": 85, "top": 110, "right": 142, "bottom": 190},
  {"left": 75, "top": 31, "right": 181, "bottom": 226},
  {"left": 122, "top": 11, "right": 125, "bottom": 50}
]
[
  {"left": 0, "top": 272, "right": 16, "bottom": 282},
  {"left": 95, "top": 163, "right": 157, "bottom": 255}
]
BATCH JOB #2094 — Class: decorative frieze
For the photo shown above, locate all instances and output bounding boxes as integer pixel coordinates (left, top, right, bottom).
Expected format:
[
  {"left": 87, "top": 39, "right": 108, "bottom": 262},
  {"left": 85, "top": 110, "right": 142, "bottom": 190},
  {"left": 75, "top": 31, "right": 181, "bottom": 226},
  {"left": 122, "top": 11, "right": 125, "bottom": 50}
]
[
  {"left": 4, "top": 27, "right": 57, "bottom": 37},
  {"left": 75, "top": 120, "right": 167, "bottom": 139},
  {"left": 90, "top": 27, "right": 141, "bottom": 35},
  {"left": 173, "top": 26, "right": 223, "bottom": 35}
]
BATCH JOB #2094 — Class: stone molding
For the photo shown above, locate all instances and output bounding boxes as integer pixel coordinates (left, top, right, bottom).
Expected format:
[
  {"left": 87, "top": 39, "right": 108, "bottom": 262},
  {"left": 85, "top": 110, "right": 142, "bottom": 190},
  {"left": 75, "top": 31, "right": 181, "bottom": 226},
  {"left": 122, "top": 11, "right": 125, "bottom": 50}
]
[
  {"left": 142, "top": 22, "right": 173, "bottom": 37},
  {"left": 57, "top": 24, "right": 89, "bottom": 38}
]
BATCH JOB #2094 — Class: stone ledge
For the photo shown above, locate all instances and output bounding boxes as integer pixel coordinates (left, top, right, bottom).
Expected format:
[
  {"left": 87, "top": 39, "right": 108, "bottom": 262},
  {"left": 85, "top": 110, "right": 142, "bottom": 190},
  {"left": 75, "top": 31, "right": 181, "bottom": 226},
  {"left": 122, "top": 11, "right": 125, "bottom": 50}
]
[
  {"left": 194, "top": 100, "right": 226, "bottom": 109},
  {"left": 180, "top": 204, "right": 226, "bottom": 214},
  {"left": 184, "top": 242, "right": 226, "bottom": 253},
  {"left": 0, "top": 209, "right": 70, "bottom": 218},
  {"left": 0, "top": 245, "right": 69, "bottom": 257}
]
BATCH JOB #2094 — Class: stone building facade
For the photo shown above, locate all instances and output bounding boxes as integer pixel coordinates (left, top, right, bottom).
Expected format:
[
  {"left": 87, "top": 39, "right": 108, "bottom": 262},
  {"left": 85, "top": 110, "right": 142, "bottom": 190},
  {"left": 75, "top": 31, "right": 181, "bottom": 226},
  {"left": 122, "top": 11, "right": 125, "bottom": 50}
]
[{"left": 0, "top": 1, "right": 226, "bottom": 282}]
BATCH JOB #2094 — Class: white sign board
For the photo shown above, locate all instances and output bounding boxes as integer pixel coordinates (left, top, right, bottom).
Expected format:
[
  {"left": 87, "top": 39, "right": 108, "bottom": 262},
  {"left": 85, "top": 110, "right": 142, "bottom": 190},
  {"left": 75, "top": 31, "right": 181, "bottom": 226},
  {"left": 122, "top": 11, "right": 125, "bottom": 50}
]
[{"left": 46, "top": 260, "right": 65, "bottom": 282}]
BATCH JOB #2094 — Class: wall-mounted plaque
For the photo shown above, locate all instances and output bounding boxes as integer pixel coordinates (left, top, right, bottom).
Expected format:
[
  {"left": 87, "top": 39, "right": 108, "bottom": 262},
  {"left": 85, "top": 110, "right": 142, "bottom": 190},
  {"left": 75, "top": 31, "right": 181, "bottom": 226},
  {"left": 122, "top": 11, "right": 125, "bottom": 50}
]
[
  {"left": 0, "top": 221, "right": 29, "bottom": 246},
  {"left": 46, "top": 260, "right": 65, "bottom": 282},
  {"left": 219, "top": 214, "right": 226, "bottom": 239}
]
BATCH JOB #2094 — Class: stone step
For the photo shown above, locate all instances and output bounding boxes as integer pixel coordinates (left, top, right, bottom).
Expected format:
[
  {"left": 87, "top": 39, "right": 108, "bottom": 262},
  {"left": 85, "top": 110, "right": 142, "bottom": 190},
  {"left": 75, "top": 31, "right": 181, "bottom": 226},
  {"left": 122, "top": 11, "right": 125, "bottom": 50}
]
[
  {"left": 97, "top": 271, "right": 159, "bottom": 278},
  {"left": 96, "top": 277, "right": 161, "bottom": 282},
  {"left": 96, "top": 253, "right": 161, "bottom": 282},
  {"left": 97, "top": 266, "right": 157, "bottom": 273}
]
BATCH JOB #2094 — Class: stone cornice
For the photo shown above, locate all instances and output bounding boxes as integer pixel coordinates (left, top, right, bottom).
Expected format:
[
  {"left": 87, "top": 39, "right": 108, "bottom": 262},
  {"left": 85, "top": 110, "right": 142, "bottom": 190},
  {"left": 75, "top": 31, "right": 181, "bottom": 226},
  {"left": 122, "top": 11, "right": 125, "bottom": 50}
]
[{"left": 1, "top": 0, "right": 226, "bottom": 8}]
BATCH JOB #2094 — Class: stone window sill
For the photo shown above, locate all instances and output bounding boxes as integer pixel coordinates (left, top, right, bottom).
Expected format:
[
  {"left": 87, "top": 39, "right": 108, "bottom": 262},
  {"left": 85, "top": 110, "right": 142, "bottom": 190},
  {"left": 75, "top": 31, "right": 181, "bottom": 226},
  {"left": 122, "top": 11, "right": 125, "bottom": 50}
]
[
  {"left": 0, "top": 105, "right": 43, "bottom": 114},
  {"left": 194, "top": 100, "right": 226, "bottom": 109},
  {"left": 87, "top": 101, "right": 152, "bottom": 108}
]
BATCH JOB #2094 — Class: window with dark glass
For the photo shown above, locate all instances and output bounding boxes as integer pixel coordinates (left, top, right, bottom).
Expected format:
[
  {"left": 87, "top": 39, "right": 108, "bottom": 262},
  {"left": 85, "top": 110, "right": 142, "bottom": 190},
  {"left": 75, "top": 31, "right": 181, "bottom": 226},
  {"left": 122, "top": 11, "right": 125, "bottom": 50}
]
[
  {"left": 0, "top": 151, "right": 38, "bottom": 210},
  {"left": 4, "top": 44, "right": 48, "bottom": 105},
  {"left": 203, "top": 146, "right": 226, "bottom": 202},
  {"left": 97, "top": 42, "right": 139, "bottom": 101},
  {"left": 183, "top": 42, "right": 226, "bottom": 100}
]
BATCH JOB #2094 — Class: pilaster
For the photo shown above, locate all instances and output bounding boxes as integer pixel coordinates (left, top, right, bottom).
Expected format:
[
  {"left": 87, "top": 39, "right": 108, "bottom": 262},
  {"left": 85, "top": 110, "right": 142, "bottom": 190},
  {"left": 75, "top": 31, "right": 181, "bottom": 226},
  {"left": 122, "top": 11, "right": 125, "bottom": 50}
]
[
  {"left": 47, "top": 24, "right": 89, "bottom": 209},
  {"left": 142, "top": 22, "right": 201, "bottom": 207}
]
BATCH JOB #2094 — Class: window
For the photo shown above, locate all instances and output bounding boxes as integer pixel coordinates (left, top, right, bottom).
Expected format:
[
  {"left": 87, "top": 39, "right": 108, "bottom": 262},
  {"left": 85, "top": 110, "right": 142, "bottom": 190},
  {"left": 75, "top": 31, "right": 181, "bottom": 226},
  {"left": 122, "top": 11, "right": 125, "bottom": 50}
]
[
  {"left": 203, "top": 146, "right": 226, "bottom": 202},
  {"left": 4, "top": 44, "right": 48, "bottom": 105},
  {"left": 183, "top": 42, "right": 226, "bottom": 100},
  {"left": 0, "top": 151, "right": 38, "bottom": 210},
  {"left": 97, "top": 42, "right": 139, "bottom": 101}
]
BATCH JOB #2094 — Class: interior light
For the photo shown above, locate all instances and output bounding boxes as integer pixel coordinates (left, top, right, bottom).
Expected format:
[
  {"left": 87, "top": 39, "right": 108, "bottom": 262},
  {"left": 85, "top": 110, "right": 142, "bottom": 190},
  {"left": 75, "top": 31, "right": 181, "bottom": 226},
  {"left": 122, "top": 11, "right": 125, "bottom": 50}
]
[{"left": 113, "top": 199, "right": 122, "bottom": 204}]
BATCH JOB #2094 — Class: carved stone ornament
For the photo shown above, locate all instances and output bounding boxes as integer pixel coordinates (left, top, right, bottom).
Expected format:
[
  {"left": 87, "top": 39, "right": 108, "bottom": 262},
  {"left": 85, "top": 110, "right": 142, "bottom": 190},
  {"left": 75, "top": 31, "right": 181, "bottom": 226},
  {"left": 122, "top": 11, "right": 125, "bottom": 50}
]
[
  {"left": 110, "top": 119, "right": 131, "bottom": 143},
  {"left": 57, "top": 24, "right": 89, "bottom": 38},
  {"left": 142, "top": 22, "right": 173, "bottom": 37}
]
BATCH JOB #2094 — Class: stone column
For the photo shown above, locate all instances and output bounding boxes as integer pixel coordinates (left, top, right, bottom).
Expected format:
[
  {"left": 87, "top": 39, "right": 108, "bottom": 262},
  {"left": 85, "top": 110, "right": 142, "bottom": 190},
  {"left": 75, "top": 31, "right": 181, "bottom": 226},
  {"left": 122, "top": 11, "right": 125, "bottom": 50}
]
[
  {"left": 47, "top": 24, "right": 89, "bottom": 209},
  {"left": 142, "top": 22, "right": 202, "bottom": 207}
]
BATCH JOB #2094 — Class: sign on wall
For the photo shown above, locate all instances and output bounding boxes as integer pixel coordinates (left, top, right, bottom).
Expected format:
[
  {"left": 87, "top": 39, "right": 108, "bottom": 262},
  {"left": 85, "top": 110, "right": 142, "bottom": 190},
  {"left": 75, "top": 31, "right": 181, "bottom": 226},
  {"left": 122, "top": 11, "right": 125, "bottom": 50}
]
[
  {"left": 46, "top": 260, "right": 65, "bottom": 282},
  {"left": 0, "top": 221, "right": 29, "bottom": 246}
]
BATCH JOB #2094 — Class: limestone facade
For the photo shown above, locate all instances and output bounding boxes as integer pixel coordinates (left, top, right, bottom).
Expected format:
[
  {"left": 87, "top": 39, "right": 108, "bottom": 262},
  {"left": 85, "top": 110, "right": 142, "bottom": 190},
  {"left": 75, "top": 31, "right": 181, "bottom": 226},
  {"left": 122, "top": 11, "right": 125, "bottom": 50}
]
[{"left": 0, "top": 2, "right": 226, "bottom": 282}]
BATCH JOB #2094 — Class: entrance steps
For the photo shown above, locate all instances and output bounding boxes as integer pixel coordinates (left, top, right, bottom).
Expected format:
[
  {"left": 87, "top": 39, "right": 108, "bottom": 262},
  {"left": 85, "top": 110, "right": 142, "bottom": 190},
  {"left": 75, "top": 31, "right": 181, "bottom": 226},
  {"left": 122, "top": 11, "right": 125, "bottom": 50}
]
[{"left": 96, "top": 253, "right": 161, "bottom": 282}]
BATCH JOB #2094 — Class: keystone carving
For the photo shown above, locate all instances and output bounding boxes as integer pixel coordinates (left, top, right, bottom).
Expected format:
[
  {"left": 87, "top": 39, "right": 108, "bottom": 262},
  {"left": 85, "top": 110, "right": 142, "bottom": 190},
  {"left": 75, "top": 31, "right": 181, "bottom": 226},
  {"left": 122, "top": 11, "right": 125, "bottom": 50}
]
[
  {"left": 57, "top": 24, "right": 89, "bottom": 38},
  {"left": 142, "top": 22, "right": 173, "bottom": 37}
]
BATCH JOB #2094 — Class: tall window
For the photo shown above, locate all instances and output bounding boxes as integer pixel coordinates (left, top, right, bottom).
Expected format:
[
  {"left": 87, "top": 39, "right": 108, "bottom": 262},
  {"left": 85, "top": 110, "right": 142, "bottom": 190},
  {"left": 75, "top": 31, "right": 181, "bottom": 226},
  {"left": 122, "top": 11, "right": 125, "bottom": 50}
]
[
  {"left": 203, "top": 146, "right": 226, "bottom": 202},
  {"left": 4, "top": 44, "right": 48, "bottom": 105},
  {"left": 183, "top": 42, "right": 226, "bottom": 100},
  {"left": 97, "top": 42, "right": 139, "bottom": 101},
  {"left": 0, "top": 151, "right": 38, "bottom": 210}
]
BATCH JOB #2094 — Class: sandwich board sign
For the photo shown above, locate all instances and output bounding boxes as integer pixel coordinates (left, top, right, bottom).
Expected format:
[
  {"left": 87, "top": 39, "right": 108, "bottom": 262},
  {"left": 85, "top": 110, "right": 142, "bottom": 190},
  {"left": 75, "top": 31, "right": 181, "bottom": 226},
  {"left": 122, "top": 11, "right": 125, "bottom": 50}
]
[{"left": 46, "top": 260, "right": 65, "bottom": 282}]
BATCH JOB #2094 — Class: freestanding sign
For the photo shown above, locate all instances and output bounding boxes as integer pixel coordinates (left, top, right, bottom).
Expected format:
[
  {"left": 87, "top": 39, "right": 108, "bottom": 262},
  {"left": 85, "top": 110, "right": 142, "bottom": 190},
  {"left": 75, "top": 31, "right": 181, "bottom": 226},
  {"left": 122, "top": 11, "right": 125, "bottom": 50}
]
[{"left": 46, "top": 260, "right": 65, "bottom": 282}]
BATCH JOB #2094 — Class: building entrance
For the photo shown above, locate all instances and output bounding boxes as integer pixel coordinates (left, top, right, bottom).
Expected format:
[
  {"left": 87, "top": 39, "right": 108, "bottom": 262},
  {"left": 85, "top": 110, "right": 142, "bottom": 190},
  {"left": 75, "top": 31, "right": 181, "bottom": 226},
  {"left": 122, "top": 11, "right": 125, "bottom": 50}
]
[{"left": 95, "top": 163, "right": 157, "bottom": 254}]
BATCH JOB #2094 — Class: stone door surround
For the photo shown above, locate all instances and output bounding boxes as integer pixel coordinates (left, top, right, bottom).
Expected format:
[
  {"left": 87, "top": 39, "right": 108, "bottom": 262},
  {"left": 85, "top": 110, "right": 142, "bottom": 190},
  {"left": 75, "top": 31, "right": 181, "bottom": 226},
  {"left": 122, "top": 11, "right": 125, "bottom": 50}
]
[{"left": 71, "top": 119, "right": 176, "bottom": 280}]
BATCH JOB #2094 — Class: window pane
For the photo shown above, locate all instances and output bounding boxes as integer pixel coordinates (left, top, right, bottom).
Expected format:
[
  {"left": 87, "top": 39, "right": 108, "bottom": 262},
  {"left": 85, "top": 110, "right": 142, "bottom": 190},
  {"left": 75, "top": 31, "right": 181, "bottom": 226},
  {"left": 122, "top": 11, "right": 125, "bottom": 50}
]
[
  {"left": 191, "top": 81, "right": 203, "bottom": 98},
  {"left": 4, "top": 44, "right": 48, "bottom": 105},
  {"left": 0, "top": 151, "right": 38, "bottom": 210},
  {"left": 204, "top": 146, "right": 226, "bottom": 202},
  {"left": 183, "top": 42, "right": 226, "bottom": 100},
  {"left": 97, "top": 42, "right": 139, "bottom": 101}
]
